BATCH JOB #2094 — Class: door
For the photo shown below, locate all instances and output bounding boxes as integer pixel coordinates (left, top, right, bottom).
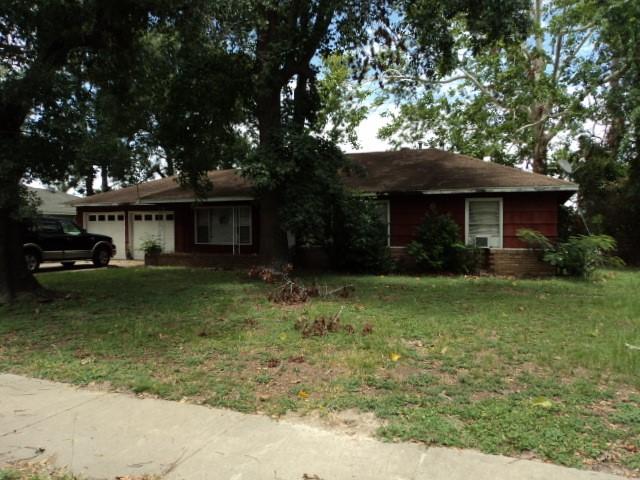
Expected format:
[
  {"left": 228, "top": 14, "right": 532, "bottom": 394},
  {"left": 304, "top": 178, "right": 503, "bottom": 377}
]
[
  {"left": 131, "top": 211, "right": 175, "bottom": 260},
  {"left": 36, "top": 218, "right": 66, "bottom": 260},
  {"left": 85, "top": 212, "right": 126, "bottom": 259},
  {"left": 59, "top": 219, "right": 92, "bottom": 260}
]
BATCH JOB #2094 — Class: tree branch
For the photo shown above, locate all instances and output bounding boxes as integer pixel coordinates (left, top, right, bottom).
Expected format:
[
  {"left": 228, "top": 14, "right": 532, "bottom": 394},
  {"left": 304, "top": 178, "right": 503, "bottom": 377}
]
[
  {"left": 559, "top": 28, "right": 595, "bottom": 77},
  {"left": 515, "top": 109, "right": 569, "bottom": 132},
  {"left": 551, "top": 33, "right": 563, "bottom": 83}
]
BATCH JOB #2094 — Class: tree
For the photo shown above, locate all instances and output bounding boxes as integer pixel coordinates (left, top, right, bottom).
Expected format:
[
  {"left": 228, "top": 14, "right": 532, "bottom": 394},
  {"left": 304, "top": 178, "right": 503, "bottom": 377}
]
[
  {"left": 0, "top": 1, "right": 176, "bottom": 302},
  {"left": 0, "top": 0, "right": 532, "bottom": 302},
  {"left": 380, "top": 0, "right": 603, "bottom": 174},
  {"left": 236, "top": 0, "right": 531, "bottom": 263},
  {"left": 570, "top": 0, "right": 640, "bottom": 264}
]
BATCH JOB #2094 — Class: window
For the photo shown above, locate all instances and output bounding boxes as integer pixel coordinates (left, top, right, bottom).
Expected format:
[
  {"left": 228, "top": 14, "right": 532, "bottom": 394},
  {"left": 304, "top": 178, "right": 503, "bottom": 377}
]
[
  {"left": 465, "top": 198, "right": 503, "bottom": 248},
  {"left": 98, "top": 215, "right": 105, "bottom": 221},
  {"left": 144, "top": 214, "right": 153, "bottom": 221},
  {"left": 374, "top": 200, "right": 391, "bottom": 246},
  {"left": 166, "top": 214, "right": 174, "bottom": 221},
  {"left": 88, "top": 215, "right": 97, "bottom": 222},
  {"left": 155, "top": 214, "right": 163, "bottom": 221},
  {"left": 195, "top": 206, "right": 252, "bottom": 245},
  {"left": 134, "top": 214, "right": 142, "bottom": 221},
  {"left": 117, "top": 214, "right": 124, "bottom": 221},
  {"left": 60, "top": 220, "right": 82, "bottom": 236},
  {"left": 107, "top": 214, "right": 115, "bottom": 221},
  {"left": 37, "top": 220, "right": 62, "bottom": 234}
]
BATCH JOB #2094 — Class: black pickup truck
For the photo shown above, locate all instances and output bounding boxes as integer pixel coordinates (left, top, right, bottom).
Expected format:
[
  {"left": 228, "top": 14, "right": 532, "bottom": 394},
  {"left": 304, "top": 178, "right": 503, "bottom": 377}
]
[{"left": 23, "top": 216, "right": 116, "bottom": 272}]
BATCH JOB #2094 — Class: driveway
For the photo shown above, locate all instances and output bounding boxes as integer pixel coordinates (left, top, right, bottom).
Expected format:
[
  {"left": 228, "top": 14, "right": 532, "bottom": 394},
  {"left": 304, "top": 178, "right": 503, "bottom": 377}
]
[
  {"left": 0, "top": 374, "right": 622, "bottom": 480},
  {"left": 37, "top": 259, "right": 144, "bottom": 273}
]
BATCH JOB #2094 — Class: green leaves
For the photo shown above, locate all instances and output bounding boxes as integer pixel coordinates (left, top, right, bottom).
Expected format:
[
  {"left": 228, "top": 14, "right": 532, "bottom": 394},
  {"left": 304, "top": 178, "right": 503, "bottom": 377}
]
[{"left": 517, "top": 229, "right": 624, "bottom": 279}]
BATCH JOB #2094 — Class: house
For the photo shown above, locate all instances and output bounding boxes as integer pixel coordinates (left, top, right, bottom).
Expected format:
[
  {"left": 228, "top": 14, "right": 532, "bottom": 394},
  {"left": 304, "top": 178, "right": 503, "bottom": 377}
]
[
  {"left": 27, "top": 186, "right": 78, "bottom": 221},
  {"left": 71, "top": 149, "right": 578, "bottom": 275}
]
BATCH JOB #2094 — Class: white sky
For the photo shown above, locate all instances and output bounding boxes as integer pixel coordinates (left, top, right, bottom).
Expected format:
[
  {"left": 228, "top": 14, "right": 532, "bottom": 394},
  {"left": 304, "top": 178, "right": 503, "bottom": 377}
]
[{"left": 340, "top": 110, "right": 393, "bottom": 153}]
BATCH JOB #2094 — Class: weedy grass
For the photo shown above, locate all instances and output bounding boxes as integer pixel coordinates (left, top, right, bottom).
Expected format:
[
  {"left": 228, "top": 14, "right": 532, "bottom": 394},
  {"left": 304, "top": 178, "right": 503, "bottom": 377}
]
[{"left": 1, "top": 267, "right": 639, "bottom": 475}]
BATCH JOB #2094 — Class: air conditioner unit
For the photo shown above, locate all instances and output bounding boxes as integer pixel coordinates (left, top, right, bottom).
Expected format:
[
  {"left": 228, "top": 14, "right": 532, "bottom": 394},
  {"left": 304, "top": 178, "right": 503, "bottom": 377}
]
[{"left": 474, "top": 236, "right": 490, "bottom": 248}]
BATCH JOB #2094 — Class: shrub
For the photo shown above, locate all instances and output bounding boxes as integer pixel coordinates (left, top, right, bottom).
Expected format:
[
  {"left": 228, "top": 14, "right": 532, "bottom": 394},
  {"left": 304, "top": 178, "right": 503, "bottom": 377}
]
[
  {"left": 517, "top": 229, "right": 623, "bottom": 278},
  {"left": 408, "top": 209, "right": 481, "bottom": 274},
  {"left": 140, "top": 237, "right": 162, "bottom": 255},
  {"left": 328, "top": 195, "right": 393, "bottom": 273}
]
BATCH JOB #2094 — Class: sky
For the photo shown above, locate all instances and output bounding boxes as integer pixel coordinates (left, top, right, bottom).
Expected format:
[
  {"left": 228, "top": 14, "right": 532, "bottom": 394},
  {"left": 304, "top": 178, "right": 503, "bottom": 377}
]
[{"left": 341, "top": 109, "right": 393, "bottom": 153}]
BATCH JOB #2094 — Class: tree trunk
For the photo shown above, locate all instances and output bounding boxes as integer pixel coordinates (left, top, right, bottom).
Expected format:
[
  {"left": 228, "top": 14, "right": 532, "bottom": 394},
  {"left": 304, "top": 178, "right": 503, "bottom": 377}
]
[
  {"left": 0, "top": 177, "right": 44, "bottom": 304},
  {"left": 532, "top": 128, "right": 549, "bottom": 174},
  {"left": 255, "top": 84, "right": 291, "bottom": 266},
  {"left": 165, "top": 157, "right": 175, "bottom": 177},
  {"left": 101, "top": 163, "right": 110, "bottom": 192},
  {"left": 85, "top": 166, "right": 95, "bottom": 196}
]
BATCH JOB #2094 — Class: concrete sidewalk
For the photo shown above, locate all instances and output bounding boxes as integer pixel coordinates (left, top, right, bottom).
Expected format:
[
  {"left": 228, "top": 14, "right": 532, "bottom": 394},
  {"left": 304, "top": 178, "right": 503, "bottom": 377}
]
[{"left": 0, "top": 374, "right": 622, "bottom": 480}]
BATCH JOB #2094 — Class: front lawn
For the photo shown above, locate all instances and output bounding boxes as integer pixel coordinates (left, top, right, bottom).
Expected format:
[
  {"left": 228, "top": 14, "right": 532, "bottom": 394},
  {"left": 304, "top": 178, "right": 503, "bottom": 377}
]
[{"left": 1, "top": 267, "right": 639, "bottom": 475}]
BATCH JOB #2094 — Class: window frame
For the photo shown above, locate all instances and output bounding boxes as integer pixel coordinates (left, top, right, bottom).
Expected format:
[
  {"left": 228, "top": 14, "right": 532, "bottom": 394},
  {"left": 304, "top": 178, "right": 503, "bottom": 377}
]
[
  {"left": 193, "top": 205, "right": 253, "bottom": 246},
  {"left": 464, "top": 197, "right": 503, "bottom": 248}
]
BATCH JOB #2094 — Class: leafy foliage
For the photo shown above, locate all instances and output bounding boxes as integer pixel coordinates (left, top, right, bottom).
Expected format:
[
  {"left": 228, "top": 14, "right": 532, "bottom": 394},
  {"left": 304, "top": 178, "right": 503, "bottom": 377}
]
[
  {"left": 139, "top": 237, "right": 163, "bottom": 255},
  {"left": 380, "top": 0, "right": 600, "bottom": 174},
  {"left": 517, "top": 229, "right": 623, "bottom": 278},
  {"left": 408, "top": 209, "right": 481, "bottom": 273},
  {"left": 328, "top": 195, "right": 393, "bottom": 273}
]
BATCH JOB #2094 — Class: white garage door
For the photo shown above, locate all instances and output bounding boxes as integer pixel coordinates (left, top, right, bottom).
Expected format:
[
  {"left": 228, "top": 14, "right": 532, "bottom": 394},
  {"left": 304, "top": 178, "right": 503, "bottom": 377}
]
[
  {"left": 85, "top": 212, "right": 126, "bottom": 259},
  {"left": 131, "top": 211, "right": 175, "bottom": 260}
]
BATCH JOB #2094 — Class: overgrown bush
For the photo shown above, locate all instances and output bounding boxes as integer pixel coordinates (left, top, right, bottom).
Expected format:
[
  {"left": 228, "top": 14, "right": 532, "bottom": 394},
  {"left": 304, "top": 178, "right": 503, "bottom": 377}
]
[
  {"left": 517, "top": 229, "right": 623, "bottom": 278},
  {"left": 408, "top": 209, "right": 481, "bottom": 274},
  {"left": 328, "top": 195, "right": 393, "bottom": 273}
]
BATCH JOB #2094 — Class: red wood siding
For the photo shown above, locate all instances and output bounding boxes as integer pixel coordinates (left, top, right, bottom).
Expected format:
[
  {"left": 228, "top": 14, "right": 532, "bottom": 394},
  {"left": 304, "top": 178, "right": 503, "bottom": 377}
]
[
  {"left": 389, "top": 196, "right": 465, "bottom": 246},
  {"left": 502, "top": 193, "right": 559, "bottom": 247},
  {"left": 388, "top": 192, "right": 561, "bottom": 248}
]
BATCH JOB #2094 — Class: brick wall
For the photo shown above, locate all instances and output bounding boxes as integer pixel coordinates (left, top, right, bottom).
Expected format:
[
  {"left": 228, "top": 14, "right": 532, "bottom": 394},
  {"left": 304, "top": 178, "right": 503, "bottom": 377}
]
[
  {"left": 146, "top": 248, "right": 554, "bottom": 278},
  {"left": 488, "top": 249, "right": 554, "bottom": 277}
]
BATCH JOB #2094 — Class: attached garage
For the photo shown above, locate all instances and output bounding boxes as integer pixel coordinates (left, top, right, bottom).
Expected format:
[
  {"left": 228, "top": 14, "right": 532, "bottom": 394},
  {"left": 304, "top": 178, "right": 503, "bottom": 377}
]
[
  {"left": 85, "top": 212, "right": 126, "bottom": 259},
  {"left": 130, "top": 211, "right": 175, "bottom": 260}
]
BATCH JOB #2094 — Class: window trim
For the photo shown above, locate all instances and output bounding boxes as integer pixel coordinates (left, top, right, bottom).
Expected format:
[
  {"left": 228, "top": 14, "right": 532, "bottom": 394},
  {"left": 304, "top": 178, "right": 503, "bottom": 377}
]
[
  {"left": 465, "top": 197, "right": 503, "bottom": 248},
  {"left": 194, "top": 205, "right": 253, "bottom": 246}
]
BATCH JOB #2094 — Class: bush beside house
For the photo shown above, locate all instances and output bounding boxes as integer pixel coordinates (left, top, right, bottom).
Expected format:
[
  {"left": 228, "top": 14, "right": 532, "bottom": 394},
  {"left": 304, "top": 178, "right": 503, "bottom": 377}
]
[{"left": 407, "top": 210, "right": 482, "bottom": 274}]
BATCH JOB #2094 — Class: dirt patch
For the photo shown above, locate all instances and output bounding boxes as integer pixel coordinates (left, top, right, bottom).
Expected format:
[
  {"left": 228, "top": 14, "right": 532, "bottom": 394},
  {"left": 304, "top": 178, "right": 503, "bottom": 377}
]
[
  {"left": 253, "top": 357, "right": 350, "bottom": 401},
  {"left": 381, "top": 363, "right": 423, "bottom": 382},
  {"left": 283, "top": 408, "right": 386, "bottom": 437}
]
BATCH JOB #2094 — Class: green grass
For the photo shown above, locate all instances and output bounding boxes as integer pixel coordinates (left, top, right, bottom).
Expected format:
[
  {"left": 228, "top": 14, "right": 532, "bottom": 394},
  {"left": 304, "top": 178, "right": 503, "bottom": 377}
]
[{"left": 1, "top": 267, "right": 640, "bottom": 475}]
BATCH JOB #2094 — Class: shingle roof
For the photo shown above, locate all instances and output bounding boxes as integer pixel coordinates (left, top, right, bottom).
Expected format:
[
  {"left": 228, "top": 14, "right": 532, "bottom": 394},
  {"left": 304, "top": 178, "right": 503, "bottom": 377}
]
[
  {"left": 71, "top": 148, "right": 577, "bottom": 206},
  {"left": 28, "top": 186, "right": 79, "bottom": 215},
  {"left": 70, "top": 169, "right": 253, "bottom": 206},
  {"left": 343, "top": 149, "right": 576, "bottom": 193}
]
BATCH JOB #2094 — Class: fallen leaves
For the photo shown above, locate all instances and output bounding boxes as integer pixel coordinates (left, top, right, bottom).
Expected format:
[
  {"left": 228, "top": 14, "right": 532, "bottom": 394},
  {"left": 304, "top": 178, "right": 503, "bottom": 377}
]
[{"left": 389, "top": 352, "right": 401, "bottom": 362}]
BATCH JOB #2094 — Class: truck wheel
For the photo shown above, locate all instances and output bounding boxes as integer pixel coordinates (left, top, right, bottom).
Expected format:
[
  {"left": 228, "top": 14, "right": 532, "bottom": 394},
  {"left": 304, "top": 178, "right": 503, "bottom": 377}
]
[
  {"left": 92, "top": 247, "right": 111, "bottom": 267},
  {"left": 24, "top": 251, "right": 40, "bottom": 273}
]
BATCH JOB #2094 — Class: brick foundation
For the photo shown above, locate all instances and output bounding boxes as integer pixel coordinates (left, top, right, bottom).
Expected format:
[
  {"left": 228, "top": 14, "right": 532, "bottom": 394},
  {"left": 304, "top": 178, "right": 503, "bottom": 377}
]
[
  {"left": 488, "top": 249, "right": 554, "bottom": 277},
  {"left": 145, "top": 248, "right": 554, "bottom": 277}
]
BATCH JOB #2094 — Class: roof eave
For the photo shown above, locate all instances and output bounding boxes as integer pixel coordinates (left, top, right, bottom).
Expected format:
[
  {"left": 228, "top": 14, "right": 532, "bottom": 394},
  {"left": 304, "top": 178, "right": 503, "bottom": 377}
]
[
  {"left": 418, "top": 185, "right": 579, "bottom": 195},
  {"left": 73, "top": 195, "right": 255, "bottom": 207}
]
